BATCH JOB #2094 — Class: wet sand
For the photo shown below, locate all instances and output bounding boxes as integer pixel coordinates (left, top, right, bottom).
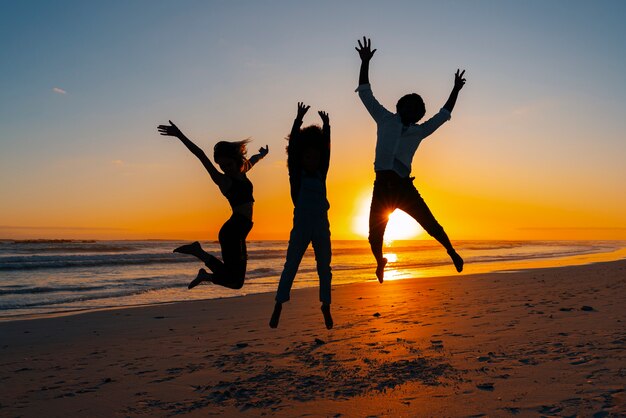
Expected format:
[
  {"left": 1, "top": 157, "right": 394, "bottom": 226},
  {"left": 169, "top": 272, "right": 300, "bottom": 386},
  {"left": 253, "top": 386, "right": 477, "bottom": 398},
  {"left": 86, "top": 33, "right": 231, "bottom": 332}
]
[{"left": 1, "top": 260, "right": 625, "bottom": 417}]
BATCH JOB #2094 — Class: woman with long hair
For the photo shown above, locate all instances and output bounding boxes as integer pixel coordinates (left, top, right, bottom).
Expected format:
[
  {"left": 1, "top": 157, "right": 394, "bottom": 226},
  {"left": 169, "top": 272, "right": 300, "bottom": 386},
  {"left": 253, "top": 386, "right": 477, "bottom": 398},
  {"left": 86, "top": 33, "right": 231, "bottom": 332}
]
[{"left": 157, "top": 120, "right": 268, "bottom": 290}]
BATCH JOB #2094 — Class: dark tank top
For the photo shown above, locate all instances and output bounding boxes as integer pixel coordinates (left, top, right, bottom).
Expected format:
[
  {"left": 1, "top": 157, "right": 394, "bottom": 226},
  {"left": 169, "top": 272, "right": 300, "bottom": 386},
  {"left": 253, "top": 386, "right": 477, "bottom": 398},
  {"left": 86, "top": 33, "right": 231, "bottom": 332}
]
[{"left": 223, "top": 175, "right": 254, "bottom": 207}]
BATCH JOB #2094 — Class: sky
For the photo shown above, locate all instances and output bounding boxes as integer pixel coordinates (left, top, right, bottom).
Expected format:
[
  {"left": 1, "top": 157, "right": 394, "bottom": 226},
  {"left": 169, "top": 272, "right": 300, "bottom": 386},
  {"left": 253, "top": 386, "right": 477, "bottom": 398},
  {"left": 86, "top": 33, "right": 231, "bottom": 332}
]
[{"left": 1, "top": 0, "right": 625, "bottom": 241}]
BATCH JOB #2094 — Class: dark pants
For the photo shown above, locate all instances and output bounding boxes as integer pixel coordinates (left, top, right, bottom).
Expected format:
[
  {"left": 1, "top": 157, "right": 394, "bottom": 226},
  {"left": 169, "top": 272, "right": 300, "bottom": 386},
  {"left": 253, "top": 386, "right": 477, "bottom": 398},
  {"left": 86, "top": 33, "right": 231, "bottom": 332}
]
[
  {"left": 368, "top": 171, "right": 453, "bottom": 262},
  {"left": 275, "top": 211, "right": 332, "bottom": 305},
  {"left": 204, "top": 213, "right": 253, "bottom": 289}
]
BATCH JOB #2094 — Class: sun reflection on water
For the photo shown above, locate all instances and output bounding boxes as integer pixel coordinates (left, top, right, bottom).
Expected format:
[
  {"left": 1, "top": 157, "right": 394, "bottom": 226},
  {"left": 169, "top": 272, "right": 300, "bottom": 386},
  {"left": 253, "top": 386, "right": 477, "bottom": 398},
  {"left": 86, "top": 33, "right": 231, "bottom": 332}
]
[
  {"left": 384, "top": 252, "right": 397, "bottom": 263},
  {"left": 382, "top": 251, "right": 404, "bottom": 281}
]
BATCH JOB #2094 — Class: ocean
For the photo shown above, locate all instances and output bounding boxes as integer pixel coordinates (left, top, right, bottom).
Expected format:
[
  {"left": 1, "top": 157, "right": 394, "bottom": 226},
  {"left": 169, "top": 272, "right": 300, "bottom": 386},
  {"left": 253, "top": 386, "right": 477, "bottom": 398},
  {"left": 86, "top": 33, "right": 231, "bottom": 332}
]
[{"left": 1, "top": 239, "right": 624, "bottom": 320}]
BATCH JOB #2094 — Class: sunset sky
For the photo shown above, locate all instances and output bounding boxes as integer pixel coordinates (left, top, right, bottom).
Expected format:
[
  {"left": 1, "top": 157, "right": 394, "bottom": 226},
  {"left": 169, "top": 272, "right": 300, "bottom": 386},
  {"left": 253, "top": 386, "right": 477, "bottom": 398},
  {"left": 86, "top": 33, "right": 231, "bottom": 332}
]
[{"left": 1, "top": 1, "right": 625, "bottom": 240}]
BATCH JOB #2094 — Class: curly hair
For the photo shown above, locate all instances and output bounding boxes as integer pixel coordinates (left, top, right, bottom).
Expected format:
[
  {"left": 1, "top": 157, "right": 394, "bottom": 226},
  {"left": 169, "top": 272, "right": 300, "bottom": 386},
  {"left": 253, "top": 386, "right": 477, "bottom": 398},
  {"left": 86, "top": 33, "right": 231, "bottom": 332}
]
[
  {"left": 214, "top": 139, "right": 251, "bottom": 172},
  {"left": 396, "top": 93, "right": 426, "bottom": 122},
  {"left": 286, "top": 125, "right": 324, "bottom": 153}
]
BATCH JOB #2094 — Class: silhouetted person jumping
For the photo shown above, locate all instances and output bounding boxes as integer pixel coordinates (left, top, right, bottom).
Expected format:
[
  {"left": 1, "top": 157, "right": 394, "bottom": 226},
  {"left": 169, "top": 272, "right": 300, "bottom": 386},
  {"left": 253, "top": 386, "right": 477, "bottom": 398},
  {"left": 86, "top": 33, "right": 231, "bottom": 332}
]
[
  {"left": 270, "top": 103, "right": 333, "bottom": 330},
  {"left": 157, "top": 120, "right": 268, "bottom": 290},
  {"left": 355, "top": 36, "right": 465, "bottom": 282}
]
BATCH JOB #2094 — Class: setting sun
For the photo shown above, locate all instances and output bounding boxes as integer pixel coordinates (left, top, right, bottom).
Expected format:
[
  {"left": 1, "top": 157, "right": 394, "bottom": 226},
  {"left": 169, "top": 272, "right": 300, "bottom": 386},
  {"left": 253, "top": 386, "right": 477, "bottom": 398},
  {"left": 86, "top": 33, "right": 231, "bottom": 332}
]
[{"left": 353, "top": 194, "right": 425, "bottom": 241}]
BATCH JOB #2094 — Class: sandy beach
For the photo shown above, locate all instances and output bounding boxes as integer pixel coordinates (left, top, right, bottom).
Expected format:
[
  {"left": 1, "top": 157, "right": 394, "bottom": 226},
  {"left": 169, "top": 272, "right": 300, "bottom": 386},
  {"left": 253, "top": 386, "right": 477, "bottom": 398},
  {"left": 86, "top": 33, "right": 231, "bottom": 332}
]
[{"left": 1, "top": 259, "right": 625, "bottom": 417}]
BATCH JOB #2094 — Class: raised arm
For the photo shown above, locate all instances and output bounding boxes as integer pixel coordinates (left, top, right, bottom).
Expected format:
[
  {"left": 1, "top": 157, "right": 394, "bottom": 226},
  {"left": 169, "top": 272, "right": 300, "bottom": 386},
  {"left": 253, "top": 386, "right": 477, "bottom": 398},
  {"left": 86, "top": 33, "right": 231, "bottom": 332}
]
[
  {"left": 290, "top": 102, "right": 309, "bottom": 140},
  {"left": 319, "top": 110, "right": 330, "bottom": 143},
  {"left": 157, "top": 120, "right": 225, "bottom": 186},
  {"left": 355, "top": 37, "right": 392, "bottom": 122},
  {"left": 287, "top": 102, "right": 309, "bottom": 174},
  {"left": 356, "top": 36, "right": 376, "bottom": 86},
  {"left": 443, "top": 69, "right": 466, "bottom": 113},
  {"left": 247, "top": 145, "right": 269, "bottom": 171},
  {"left": 318, "top": 110, "right": 331, "bottom": 176}
]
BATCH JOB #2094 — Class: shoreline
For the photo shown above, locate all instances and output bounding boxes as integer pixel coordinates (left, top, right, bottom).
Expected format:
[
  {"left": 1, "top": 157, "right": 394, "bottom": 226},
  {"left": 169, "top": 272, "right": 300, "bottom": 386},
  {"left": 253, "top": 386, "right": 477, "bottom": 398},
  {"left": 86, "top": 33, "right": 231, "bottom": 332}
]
[
  {"left": 1, "top": 259, "right": 625, "bottom": 416},
  {"left": 2, "top": 245, "right": 625, "bottom": 323}
]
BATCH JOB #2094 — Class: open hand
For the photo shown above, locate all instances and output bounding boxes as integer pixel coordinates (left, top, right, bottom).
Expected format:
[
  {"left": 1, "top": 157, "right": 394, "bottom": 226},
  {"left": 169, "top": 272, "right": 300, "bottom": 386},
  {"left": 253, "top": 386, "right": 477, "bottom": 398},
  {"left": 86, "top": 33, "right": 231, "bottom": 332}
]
[
  {"left": 157, "top": 120, "right": 183, "bottom": 138},
  {"left": 258, "top": 145, "right": 269, "bottom": 157},
  {"left": 318, "top": 110, "right": 329, "bottom": 125},
  {"left": 296, "top": 102, "right": 310, "bottom": 120},
  {"left": 355, "top": 36, "right": 376, "bottom": 62},
  {"left": 454, "top": 69, "right": 466, "bottom": 91}
]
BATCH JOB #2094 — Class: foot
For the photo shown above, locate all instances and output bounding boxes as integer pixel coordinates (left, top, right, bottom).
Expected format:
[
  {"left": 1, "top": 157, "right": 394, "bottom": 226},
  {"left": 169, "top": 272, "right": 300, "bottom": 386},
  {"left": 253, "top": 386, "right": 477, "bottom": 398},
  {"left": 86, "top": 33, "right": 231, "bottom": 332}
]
[
  {"left": 174, "top": 241, "right": 202, "bottom": 257},
  {"left": 269, "top": 302, "right": 282, "bottom": 328},
  {"left": 448, "top": 250, "right": 464, "bottom": 273},
  {"left": 376, "top": 257, "right": 387, "bottom": 283},
  {"left": 188, "top": 268, "right": 212, "bottom": 289},
  {"left": 321, "top": 303, "right": 333, "bottom": 330}
]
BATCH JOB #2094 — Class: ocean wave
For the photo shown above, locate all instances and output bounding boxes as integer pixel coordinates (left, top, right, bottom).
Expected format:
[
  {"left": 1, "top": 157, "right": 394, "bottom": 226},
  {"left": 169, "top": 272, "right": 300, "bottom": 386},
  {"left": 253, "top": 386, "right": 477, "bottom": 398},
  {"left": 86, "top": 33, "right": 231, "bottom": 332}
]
[
  {"left": 1, "top": 241, "right": 139, "bottom": 254},
  {"left": 0, "top": 253, "right": 193, "bottom": 271},
  {"left": 0, "top": 272, "right": 282, "bottom": 311},
  {"left": 2, "top": 240, "right": 623, "bottom": 318},
  {"left": 9, "top": 244, "right": 140, "bottom": 254},
  {"left": 0, "top": 242, "right": 610, "bottom": 272},
  {"left": 0, "top": 280, "right": 184, "bottom": 310},
  {"left": 0, "top": 284, "right": 110, "bottom": 296},
  {"left": 0, "top": 248, "right": 292, "bottom": 271},
  {"left": 0, "top": 290, "right": 156, "bottom": 311},
  {"left": 246, "top": 266, "right": 280, "bottom": 278},
  {"left": 466, "top": 246, "right": 609, "bottom": 263}
]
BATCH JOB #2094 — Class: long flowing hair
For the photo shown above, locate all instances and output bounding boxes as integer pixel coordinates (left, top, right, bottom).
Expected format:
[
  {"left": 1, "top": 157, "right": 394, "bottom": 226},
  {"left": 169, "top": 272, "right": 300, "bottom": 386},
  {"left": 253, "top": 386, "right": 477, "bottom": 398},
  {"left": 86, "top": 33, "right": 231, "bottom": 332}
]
[{"left": 213, "top": 139, "right": 251, "bottom": 172}]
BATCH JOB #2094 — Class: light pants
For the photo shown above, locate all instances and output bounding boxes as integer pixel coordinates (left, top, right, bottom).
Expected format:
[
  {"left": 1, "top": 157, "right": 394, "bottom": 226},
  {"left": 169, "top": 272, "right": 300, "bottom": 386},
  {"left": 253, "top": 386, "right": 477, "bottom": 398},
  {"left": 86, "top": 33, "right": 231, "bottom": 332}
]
[{"left": 275, "top": 211, "right": 332, "bottom": 304}]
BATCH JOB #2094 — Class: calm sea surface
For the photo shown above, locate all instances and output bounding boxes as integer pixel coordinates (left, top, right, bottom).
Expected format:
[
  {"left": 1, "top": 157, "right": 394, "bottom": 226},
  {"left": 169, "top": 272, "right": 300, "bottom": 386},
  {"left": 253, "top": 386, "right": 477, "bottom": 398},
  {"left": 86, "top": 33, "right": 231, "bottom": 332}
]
[{"left": 1, "top": 240, "right": 624, "bottom": 320}]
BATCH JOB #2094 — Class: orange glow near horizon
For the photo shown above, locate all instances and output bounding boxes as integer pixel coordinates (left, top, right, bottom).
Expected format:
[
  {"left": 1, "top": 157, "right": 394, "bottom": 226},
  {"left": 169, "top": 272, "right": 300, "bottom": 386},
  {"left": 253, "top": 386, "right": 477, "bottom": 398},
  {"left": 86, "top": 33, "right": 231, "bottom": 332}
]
[
  {"left": 2, "top": 176, "right": 625, "bottom": 241},
  {"left": 1, "top": 132, "right": 625, "bottom": 242}
]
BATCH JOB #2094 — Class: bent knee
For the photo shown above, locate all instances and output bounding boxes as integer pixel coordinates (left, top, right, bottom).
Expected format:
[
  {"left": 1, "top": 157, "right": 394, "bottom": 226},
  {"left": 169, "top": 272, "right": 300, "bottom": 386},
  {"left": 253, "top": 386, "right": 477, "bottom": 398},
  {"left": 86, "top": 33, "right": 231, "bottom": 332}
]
[
  {"left": 230, "top": 279, "right": 244, "bottom": 290},
  {"left": 224, "top": 272, "right": 245, "bottom": 290}
]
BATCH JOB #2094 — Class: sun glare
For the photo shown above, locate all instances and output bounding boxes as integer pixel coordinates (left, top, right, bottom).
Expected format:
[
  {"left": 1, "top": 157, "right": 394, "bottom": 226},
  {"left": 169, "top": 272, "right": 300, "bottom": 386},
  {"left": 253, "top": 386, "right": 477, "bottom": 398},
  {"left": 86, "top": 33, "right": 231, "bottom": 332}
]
[
  {"left": 384, "top": 252, "right": 397, "bottom": 263},
  {"left": 353, "top": 194, "right": 424, "bottom": 241}
]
